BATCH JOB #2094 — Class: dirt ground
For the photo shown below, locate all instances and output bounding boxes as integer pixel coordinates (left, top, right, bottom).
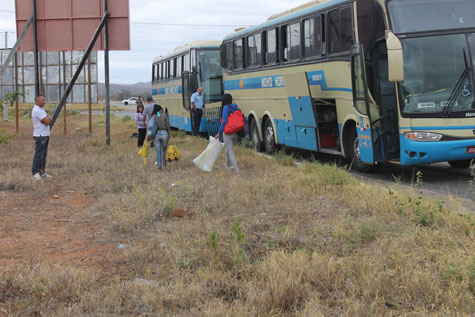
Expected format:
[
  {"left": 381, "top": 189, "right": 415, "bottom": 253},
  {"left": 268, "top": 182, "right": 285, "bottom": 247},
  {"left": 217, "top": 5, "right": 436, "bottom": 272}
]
[{"left": 0, "top": 188, "right": 114, "bottom": 270}]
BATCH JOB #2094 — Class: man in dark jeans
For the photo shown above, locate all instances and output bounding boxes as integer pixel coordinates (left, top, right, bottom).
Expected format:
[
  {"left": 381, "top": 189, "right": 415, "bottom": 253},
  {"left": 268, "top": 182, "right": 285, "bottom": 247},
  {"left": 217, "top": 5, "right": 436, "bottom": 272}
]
[
  {"left": 31, "top": 95, "right": 52, "bottom": 181},
  {"left": 191, "top": 87, "right": 204, "bottom": 136}
]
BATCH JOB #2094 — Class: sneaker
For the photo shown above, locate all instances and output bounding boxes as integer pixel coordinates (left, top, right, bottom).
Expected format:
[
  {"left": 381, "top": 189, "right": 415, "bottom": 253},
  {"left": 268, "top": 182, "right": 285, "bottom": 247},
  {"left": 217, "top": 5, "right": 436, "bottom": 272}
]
[
  {"left": 32, "top": 173, "right": 42, "bottom": 181},
  {"left": 41, "top": 173, "right": 52, "bottom": 178}
]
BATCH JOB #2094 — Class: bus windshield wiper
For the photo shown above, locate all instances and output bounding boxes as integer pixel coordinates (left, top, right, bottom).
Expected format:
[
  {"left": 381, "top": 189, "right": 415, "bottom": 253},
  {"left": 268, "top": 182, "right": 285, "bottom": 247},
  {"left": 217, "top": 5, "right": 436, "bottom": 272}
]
[{"left": 444, "top": 50, "right": 471, "bottom": 117}]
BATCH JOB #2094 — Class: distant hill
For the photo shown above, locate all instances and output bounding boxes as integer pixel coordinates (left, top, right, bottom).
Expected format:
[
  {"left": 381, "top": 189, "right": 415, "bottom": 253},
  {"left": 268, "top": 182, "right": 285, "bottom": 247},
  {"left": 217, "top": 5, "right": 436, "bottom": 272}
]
[{"left": 98, "top": 82, "right": 152, "bottom": 100}]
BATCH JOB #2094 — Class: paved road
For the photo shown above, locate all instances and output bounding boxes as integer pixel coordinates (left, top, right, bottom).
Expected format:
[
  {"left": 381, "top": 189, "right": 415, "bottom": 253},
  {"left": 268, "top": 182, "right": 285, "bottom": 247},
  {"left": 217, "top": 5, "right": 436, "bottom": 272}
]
[
  {"left": 353, "top": 162, "right": 475, "bottom": 203},
  {"left": 284, "top": 149, "right": 475, "bottom": 208}
]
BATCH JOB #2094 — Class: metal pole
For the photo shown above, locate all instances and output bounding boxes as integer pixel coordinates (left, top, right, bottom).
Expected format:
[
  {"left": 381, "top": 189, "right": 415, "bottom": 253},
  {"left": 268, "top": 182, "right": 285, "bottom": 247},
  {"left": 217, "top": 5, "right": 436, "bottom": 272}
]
[
  {"left": 15, "top": 53, "right": 19, "bottom": 133},
  {"left": 32, "top": 0, "right": 40, "bottom": 96},
  {"left": 4, "top": 32, "right": 7, "bottom": 49},
  {"left": 2, "top": 51, "right": 6, "bottom": 122},
  {"left": 0, "top": 15, "right": 33, "bottom": 79},
  {"left": 63, "top": 51, "right": 67, "bottom": 135},
  {"left": 104, "top": 0, "right": 111, "bottom": 146},
  {"left": 87, "top": 56, "right": 92, "bottom": 134},
  {"left": 50, "top": 12, "right": 109, "bottom": 129}
]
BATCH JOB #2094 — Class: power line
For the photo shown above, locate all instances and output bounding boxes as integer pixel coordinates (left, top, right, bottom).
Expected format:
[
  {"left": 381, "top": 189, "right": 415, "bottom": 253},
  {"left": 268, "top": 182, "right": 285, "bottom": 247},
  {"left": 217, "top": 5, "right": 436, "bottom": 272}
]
[
  {"left": 0, "top": 10, "right": 15, "bottom": 13},
  {"left": 131, "top": 21, "right": 251, "bottom": 27}
]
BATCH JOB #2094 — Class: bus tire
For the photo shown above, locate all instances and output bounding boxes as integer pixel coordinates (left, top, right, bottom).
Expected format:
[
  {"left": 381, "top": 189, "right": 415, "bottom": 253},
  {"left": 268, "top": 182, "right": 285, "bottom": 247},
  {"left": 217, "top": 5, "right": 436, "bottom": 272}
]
[
  {"left": 345, "top": 126, "right": 376, "bottom": 173},
  {"left": 448, "top": 159, "right": 472, "bottom": 168},
  {"left": 264, "top": 119, "right": 276, "bottom": 154},
  {"left": 250, "top": 118, "right": 263, "bottom": 152}
]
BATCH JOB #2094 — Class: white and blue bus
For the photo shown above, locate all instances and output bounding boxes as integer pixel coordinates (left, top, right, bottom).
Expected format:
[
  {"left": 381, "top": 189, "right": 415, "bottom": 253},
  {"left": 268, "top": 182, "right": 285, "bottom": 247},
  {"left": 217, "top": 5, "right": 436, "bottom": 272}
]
[
  {"left": 220, "top": 0, "right": 475, "bottom": 171},
  {"left": 152, "top": 40, "right": 223, "bottom": 134}
]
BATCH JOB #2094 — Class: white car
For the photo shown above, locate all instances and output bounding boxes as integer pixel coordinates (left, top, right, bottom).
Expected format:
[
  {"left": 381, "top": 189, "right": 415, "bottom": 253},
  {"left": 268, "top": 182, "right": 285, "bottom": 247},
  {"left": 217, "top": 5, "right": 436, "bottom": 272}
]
[{"left": 122, "top": 97, "right": 140, "bottom": 106}]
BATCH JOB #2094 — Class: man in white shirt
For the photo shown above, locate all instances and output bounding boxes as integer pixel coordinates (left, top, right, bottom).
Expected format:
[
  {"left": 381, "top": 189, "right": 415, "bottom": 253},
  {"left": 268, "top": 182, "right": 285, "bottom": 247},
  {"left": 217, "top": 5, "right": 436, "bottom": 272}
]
[{"left": 31, "top": 95, "right": 52, "bottom": 180}]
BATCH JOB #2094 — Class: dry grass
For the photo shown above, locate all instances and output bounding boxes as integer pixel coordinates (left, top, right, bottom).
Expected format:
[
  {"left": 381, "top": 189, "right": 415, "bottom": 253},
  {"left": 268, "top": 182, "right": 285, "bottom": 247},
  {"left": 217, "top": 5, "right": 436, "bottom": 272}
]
[{"left": 0, "top": 113, "right": 474, "bottom": 316}]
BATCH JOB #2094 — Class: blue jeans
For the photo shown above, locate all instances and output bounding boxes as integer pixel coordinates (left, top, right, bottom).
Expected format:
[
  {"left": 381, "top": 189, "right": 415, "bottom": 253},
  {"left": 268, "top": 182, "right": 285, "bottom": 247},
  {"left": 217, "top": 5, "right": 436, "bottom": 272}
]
[
  {"left": 32, "top": 136, "right": 49, "bottom": 175},
  {"left": 154, "top": 130, "right": 169, "bottom": 170},
  {"left": 192, "top": 108, "right": 203, "bottom": 136}
]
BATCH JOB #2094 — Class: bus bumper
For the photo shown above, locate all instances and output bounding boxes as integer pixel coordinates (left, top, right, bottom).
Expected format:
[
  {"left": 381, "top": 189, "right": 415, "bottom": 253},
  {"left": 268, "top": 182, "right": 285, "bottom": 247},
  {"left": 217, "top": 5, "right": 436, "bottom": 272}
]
[{"left": 399, "top": 134, "right": 475, "bottom": 166}]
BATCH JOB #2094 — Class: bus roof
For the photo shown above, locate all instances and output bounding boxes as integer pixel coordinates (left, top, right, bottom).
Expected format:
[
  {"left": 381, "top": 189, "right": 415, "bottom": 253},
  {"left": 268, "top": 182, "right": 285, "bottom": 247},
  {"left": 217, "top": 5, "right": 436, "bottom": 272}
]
[
  {"left": 153, "top": 40, "right": 221, "bottom": 64},
  {"left": 223, "top": 0, "right": 349, "bottom": 41}
]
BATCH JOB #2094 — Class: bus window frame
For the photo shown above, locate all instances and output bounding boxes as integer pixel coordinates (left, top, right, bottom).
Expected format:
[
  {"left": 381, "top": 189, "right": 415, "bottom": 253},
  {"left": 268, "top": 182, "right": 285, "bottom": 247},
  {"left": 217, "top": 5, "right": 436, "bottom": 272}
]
[
  {"left": 184, "top": 53, "right": 190, "bottom": 73},
  {"left": 176, "top": 55, "right": 182, "bottom": 79},
  {"left": 327, "top": 5, "right": 355, "bottom": 57},
  {"left": 247, "top": 33, "right": 263, "bottom": 69},
  {"left": 233, "top": 38, "right": 245, "bottom": 70},
  {"left": 280, "top": 20, "right": 303, "bottom": 64},
  {"left": 152, "top": 64, "right": 156, "bottom": 82},
  {"left": 264, "top": 27, "right": 279, "bottom": 67},
  {"left": 289, "top": 21, "right": 302, "bottom": 62},
  {"left": 191, "top": 49, "right": 197, "bottom": 73},
  {"left": 303, "top": 14, "right": 326, "bottom": 61}
]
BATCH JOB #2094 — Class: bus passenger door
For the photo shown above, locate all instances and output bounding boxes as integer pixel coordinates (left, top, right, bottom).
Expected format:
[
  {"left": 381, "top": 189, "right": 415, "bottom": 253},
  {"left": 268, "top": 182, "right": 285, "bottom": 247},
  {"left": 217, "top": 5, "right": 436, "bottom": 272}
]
[
  {"left": 182, "top": 71, "right": 192, "bottom": 111},
  {"left": 350, "top": 43, "right": 383, "bottom": 164}
]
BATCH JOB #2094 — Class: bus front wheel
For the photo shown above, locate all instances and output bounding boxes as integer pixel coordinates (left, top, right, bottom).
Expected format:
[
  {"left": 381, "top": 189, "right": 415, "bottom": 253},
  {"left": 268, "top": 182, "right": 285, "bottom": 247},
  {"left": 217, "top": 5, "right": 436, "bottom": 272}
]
[
  {"left": 264, "top": 119, "right": 276, "bottom": 154},
  {"left": 448, "top": 159, "right": 473, "bottom": 168},
  {"left": 346, "top": 127, "right": 375, "bottom": 173},
  {"left": 250, "top": 118, "right": 263, "bottom": 152}
]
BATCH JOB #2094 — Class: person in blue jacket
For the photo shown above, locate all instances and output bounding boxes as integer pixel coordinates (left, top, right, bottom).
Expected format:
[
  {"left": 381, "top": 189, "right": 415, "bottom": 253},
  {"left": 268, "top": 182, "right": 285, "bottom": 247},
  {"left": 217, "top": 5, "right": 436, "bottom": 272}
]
[{"left": 215, "top": 93, "right": 240, "bottom": 173}]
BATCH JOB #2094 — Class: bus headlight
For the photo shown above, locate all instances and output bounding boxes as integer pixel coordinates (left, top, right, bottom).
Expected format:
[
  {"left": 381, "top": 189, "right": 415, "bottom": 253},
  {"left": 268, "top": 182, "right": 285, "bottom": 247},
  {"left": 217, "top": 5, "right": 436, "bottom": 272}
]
[{"left": 404, "top": 132, "right": 443, "bottom": 142}]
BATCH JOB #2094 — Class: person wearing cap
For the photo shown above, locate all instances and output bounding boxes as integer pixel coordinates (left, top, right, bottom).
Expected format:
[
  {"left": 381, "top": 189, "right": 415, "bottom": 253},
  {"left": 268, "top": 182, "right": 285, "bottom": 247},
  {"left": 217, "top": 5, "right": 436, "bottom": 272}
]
[
  {"left": 143, "top": 96, "right": 155, "bottom": 147},
  {"left": 191, "top": 87, "right": 205, "bottom": 136},
  {"left": 143, "top": 96, "right": 155, "bottom": 127}
]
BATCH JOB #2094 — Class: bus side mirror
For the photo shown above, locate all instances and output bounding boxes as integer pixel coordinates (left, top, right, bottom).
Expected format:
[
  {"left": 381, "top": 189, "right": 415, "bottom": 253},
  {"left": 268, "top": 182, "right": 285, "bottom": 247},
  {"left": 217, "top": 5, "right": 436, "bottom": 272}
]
[{"left": 386, "top": 31, "right": 404, "bottom": 82}]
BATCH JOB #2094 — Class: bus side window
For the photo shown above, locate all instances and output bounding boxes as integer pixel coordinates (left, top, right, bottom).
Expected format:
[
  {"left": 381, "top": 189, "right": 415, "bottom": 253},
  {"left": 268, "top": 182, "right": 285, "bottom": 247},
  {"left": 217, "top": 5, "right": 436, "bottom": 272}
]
[
  {"left": 304, "top": 16, "right": 324, "bottom": 58},
  {"left": 289, "top": 22, "right": 301, "bottom": 61},
  {"left": 281, "top": 24, "right": 288, "bottom": 62},
  {"left": 152, "top": 65, "right": 155, "bottom": 82},
  {"left": 328, "top": 6, "right": 353, "bottom": 54},
  {"left": 233, "top": 39, "right": 244, "bottom": 70},
  {"left": 170, "top": 59, "right": 175, "bottom": 79},
  {"left": 264, "top": 28, "right": 278, "bottom": 65},
  {"left": 248, "top": 33, "right": 262, "bottom": 68},
  {"left": 165, "top": 61, "right": 169, "bottom": 80},
  {"left": 191, "top": 49, "right": 197, "bottom": 73},
  {"left": 184, "top": 54, "right": 190, "bottom": 72},
  {"left": 176, "top": 56, "right": 182, "bottom": 79}
]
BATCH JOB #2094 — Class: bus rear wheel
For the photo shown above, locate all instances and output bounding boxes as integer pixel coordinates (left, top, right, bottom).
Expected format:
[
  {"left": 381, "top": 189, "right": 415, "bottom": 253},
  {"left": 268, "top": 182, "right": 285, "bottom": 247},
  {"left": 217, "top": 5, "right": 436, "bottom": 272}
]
[
  {"left": 346, "top": 126, "right": 376, "bottom": 173},
  {"left": 264, "top": 119, "right": 276, "bottom": 154},
  {"left": 448, "top": 159, "right": 473, "bottom": 168},
  {"left": 250, "top": 118, "right": 263, "bottom": 152}
]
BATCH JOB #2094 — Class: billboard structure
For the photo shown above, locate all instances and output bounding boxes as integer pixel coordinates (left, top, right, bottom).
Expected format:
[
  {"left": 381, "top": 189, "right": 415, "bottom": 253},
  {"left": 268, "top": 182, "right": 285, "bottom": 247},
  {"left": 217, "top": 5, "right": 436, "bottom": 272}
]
[
  {"left": 8, "top": 0, "right": 130, "bottom": 143},
  {"left": 15, "top": 0, "right": 129, "bottom": 52},
  {"left": 0, "top": 49, "right": 98, "bottom": 104}
]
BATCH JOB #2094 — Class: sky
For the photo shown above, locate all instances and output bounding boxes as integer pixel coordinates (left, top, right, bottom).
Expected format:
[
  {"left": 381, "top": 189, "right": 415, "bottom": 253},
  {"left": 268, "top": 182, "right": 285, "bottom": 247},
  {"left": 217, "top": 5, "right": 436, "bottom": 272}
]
[{"left": 0, "top": 0, "right": 311, "bottom": 84}]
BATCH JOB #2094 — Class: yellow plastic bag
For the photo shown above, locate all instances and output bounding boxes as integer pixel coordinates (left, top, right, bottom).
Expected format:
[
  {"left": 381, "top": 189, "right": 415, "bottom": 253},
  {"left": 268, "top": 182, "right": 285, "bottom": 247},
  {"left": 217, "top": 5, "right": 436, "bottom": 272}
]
[
  {"left": 166, "top": 138, "right": 181, "bottom": 162},
  {"left": 138, "top": 138, "right": 150, "bottom": 164}
]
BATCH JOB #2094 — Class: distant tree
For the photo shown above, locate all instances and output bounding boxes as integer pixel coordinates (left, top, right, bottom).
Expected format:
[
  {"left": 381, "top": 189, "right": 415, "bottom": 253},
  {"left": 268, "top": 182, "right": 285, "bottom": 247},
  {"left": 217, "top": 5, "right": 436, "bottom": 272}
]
[{"left": 0, "top": 91, "right": 25, "bottom": 144}]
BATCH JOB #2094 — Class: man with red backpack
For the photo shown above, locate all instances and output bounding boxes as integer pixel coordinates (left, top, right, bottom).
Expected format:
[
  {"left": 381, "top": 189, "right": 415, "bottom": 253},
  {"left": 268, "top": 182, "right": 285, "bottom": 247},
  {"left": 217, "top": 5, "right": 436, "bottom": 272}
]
[{"left": 215, "top": 93, "right": 243, "bottom": 173}]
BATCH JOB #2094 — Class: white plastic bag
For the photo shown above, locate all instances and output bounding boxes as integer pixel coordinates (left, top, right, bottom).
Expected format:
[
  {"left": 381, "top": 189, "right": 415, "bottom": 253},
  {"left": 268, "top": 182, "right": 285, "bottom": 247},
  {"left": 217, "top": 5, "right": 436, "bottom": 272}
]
[{"left": 193, "top": 136, "right": 224, "bottom": 172}]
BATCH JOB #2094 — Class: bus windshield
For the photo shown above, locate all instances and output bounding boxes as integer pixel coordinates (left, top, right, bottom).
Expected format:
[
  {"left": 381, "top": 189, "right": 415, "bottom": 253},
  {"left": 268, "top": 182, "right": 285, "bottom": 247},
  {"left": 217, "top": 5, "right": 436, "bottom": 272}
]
[
  {"left": 388, "top": 0, "right": 475, "bottom": 34},
  {"left": 400, "top": 33, "right": 475, "bottom": 116},
  {"left": 197, "top": 49, "right": 222, "bottom": 104}
]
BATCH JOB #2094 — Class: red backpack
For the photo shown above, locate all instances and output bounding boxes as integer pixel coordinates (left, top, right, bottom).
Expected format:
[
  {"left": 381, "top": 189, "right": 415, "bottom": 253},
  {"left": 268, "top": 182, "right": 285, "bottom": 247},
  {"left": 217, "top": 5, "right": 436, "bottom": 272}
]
[{"left": 223, "top": 107, "right": 245, "bottom": 134}]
